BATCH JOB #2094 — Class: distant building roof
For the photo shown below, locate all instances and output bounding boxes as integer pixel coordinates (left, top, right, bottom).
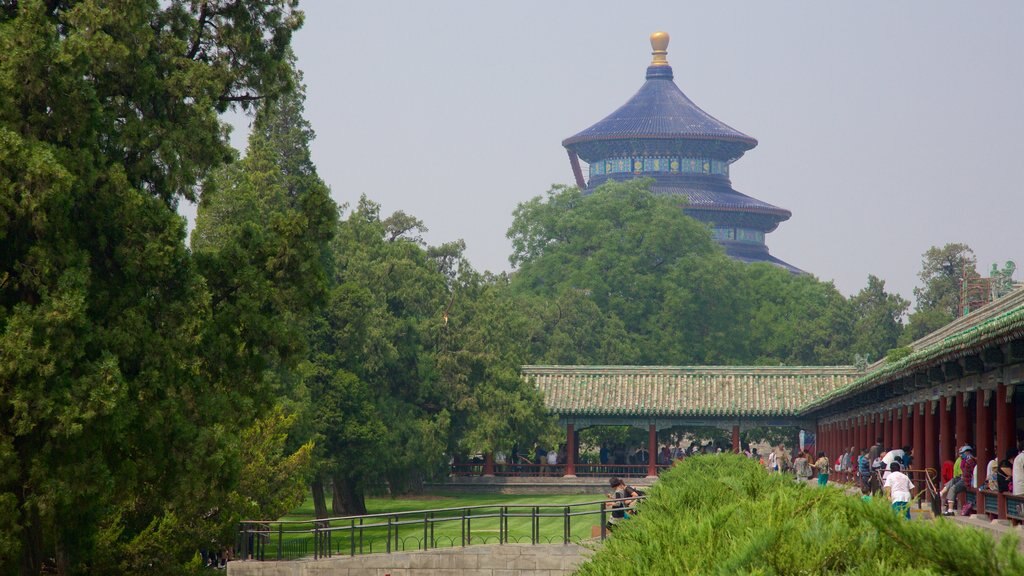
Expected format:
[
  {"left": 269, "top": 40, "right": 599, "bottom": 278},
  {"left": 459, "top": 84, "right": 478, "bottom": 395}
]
[
  {"left": 524, "top": 365, "right": 860, "bottom": 418},
  {"left": 801, "top": 286, "right": 1024, "bottom": 414},
  {"left": 560, "top": 32, "right": 799, "bottom": 274},
  {"left": 562, "top": 65, "right": 757, "bottom": 163}
]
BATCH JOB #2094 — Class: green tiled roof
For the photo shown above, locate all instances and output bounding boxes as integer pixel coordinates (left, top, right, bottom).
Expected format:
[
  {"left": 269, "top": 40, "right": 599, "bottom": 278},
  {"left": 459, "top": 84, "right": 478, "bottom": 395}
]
[
  {"left": 800, "top": 287, "right": 1024, "bottom": 414},
  {"left": 524, "top": 365, "right": 860, "bottom": 418}
]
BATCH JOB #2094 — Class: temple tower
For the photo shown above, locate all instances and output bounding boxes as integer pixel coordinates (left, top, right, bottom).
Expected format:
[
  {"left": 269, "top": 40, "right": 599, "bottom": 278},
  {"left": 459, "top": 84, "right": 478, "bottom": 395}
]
[{"left": 563, "top": 32, "right": 800, "bottom": 272}]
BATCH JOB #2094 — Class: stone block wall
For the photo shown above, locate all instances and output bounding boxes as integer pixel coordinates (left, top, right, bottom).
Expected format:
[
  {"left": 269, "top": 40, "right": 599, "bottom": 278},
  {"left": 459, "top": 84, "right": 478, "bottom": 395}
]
[{"left": 227, "top": 543, "right": 592, "bottom": 576}]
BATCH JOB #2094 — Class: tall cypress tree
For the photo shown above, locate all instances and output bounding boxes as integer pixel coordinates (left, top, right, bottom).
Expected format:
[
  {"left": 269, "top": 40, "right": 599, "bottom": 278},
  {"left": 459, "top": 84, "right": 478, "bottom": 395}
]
[{"left": 0, "top": 1, "right": 301, "bottom": 572}]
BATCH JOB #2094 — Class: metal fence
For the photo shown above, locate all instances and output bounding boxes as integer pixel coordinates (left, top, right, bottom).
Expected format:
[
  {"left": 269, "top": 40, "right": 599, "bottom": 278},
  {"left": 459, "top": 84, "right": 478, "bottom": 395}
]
[{"left": 237, "top": 496, "right": 643, "bottom": 561}]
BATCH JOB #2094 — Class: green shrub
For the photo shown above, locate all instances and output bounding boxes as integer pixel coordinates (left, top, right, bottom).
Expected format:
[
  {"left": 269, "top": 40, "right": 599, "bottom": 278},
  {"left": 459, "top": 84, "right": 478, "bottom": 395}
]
[{"left": 576, "top": 455, "right": 1024, "bottom": 575}]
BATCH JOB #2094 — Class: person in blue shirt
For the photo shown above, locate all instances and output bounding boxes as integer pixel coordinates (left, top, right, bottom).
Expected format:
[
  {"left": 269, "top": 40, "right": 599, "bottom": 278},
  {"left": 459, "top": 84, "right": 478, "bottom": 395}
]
[{"left": 857, "top": 448, "right": 872, "bottom": 494}]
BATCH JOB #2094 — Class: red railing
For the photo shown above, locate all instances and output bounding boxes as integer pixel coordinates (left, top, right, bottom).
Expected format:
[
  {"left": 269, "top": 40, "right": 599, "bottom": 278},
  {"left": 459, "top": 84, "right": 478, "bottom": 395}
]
[{"left": 449, "top": 462, "right": 673, "bottom": 478}]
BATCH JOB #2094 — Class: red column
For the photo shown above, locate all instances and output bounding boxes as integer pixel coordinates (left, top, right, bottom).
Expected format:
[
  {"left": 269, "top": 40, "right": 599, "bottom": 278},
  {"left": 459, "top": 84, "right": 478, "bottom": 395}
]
[
  {"left": 901, "top": 405, "right": 912, "bottom": 449},
  {"left": 871, "top": 414, "right": 880, "bottom": 448},
  {"left": 925, "top": 400, "right": 937, "bottom": 480},
  {"left": 883, "top": 410, "right": 892, "bottom": 450},
  {"left": 998, "top": 384, "right": 1013, "bottom": 518},
  {"left": 913, "top": 402, "right": 925, "bottom": 474},
  {"left": 956, "top": 392, "right": 970, "bottom": 452},
  {"left": 976, "top": 389, "right": 992, "bottom": 488},
  {"left": 940, "top": 396, "right": 953, "bottom": 463},
  {"left": 647, "top": 424, "right": 657, "bottom": 478},
  {"left": 997, "top": 384, "right": 1013, "bottom": 462},
  {"left": 893, "top": 408, "right": 902, "bottom": 448},
  {"left": 733, "top": 424, "right": 741, "bottom": 454},
  {"left": 840, "top": 421, "right": 847, "bottom": 457},
  {"left": 483, "top": 453, "right": 495, "bottom": 476},
  {"left": 861, "top": 416, "right": 870, "bottom": 453},
  {"left": 564, "top": 423, "right": 576, "bottom": 477}
]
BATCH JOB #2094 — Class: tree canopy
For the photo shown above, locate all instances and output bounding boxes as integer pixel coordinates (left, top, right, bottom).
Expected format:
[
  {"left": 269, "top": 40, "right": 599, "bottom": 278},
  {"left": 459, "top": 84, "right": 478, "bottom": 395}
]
[
  {"left": 1, "top": 0, "right": 304, "bottom": 572},
  {"left": 507, "top": 181, "right": 856, "bottom": 367}
]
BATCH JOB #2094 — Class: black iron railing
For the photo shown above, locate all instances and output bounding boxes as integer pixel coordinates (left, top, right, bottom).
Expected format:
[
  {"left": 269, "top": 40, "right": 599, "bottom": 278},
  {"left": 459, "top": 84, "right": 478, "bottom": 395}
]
[{"left": 237, "top": 496, "right": 644, "bottom": 561}]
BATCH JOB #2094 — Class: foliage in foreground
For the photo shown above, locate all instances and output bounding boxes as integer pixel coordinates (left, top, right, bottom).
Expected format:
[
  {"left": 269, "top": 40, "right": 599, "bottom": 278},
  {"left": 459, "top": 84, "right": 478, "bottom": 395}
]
[{"left": 576, "top": 455, "right": 1024, "bottom": 576}]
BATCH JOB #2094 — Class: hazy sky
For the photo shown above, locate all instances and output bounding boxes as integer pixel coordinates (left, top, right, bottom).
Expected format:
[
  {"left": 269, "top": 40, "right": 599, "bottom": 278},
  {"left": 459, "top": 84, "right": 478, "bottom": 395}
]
[{"left": 188, "top": 0, "right": 1024, "bottom": 302}]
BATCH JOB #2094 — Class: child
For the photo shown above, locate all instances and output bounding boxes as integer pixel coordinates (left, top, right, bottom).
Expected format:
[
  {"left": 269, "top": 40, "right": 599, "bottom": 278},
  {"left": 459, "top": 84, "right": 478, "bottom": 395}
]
[{"left": 883, "top": 461, "right": 915, "bottom": 520}]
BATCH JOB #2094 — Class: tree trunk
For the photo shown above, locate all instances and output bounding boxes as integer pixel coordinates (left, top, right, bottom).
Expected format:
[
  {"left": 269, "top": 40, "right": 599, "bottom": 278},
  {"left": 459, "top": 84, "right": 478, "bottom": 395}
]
[
  {"left": 331, "top": 474, "right": 367, "bottom": 515},
  {"left": 311, "top": 477, "right": 329, "bottom": 520}
]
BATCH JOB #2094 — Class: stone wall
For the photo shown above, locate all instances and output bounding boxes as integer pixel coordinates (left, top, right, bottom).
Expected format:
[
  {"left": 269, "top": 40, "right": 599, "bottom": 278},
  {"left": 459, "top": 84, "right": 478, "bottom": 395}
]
[{"left": 226, "top": 543, "right": 592, "bottom": 576}]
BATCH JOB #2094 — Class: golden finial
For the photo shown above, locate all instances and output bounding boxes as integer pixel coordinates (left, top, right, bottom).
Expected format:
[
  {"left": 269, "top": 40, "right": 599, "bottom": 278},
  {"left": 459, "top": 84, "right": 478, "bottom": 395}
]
[{"left": 650, "top": 31, "right": 670, "bottom": 66}]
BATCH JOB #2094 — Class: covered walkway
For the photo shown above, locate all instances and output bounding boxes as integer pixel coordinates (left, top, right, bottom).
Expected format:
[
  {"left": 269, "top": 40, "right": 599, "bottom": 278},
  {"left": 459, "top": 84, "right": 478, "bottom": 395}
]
[
  {"left": 808, "top": 287, "right": 1024, "bottom": 522},
  {"left": 455, "top": 288, "right": 1024, "bottom": 523}
]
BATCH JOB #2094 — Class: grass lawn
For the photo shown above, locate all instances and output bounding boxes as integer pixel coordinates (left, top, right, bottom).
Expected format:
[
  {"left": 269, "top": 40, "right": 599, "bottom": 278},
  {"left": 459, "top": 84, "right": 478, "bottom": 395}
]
[{"left": 249, "top": 492, "right": 613, "bottom": 560}]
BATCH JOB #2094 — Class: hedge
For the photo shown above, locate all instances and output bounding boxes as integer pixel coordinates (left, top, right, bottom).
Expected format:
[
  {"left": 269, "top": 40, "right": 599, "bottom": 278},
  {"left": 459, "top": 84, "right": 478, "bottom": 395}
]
[{"left": 576, "top": 455, "right": 1024, "bottom": 575}]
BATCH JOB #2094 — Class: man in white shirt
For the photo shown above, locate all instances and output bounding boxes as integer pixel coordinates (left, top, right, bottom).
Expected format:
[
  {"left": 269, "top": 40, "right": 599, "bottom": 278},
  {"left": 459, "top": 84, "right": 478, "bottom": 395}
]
[
  {"left": 546, "top": 447, "right": 558, "bottom": 476},
  {"left": 882, "top": 448, "right": 905, "bottom": 468},
  {"left": 883, "top": 461, "right": 915, "bottom": 520}
]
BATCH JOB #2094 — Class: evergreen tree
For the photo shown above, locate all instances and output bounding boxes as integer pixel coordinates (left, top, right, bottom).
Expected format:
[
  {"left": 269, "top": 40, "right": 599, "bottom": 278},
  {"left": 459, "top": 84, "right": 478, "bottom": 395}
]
[
  {"left": 506, "top": 181, "right": 854, "bottom": 366},
  {"left": 0, "top": 1, "right": 301, "bottom": 572},
  {"left": 849, "top": 275, "right": 909, "bottom": 362}
]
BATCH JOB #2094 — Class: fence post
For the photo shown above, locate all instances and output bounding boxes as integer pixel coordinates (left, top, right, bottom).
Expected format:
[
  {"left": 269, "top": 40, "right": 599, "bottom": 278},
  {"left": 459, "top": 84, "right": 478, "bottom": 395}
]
[
  {"left": 423, "top": 512, "right": 429, "bottom": 551},
  {"left": 499, "top": 507, "right": 505, "bottom": 545},
  {"left": 277, "top": 523, "right": 282, "bottom": 560},
  {"left": 313, "top": 523, "right": 319, "bottom": 560},
  {"left": 239, "top": 523, "right": 247, "bottom": 561},
  {"left": 600, "top": 503, "right": 607, "bottom": 540},
  {"left": 386, "top": 517, "right": 392, "bottom": 554},
  {"left": 350, "top": 519, "right": 356, "bottom": 557},
  {"left": 564, "top": 506, "right": 570, "bottom": 544},
  {"left": 466, "top": 508, "right": 472, "bottom": 546}
]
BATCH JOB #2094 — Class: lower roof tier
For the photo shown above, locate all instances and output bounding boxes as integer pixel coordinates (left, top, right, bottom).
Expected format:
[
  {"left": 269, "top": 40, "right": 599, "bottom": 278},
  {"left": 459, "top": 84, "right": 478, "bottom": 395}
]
[
  {"left": 721, "top": 241, "right": 803, "bottom": 274},
  {"left": 587, "top": 173, "right": 791, "bottom": 231}
]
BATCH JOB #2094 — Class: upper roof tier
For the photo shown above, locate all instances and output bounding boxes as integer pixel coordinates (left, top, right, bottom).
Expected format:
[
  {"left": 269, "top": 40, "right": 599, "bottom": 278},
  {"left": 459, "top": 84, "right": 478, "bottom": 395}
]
[{"left": 563, "top": 33, "right": 757, "bottom": 163}]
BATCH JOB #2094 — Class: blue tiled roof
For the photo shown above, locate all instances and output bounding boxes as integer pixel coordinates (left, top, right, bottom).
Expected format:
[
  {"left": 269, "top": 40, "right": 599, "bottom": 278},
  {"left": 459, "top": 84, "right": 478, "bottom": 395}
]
[
  {"left": 648, "top": 184, "right": 791, "bottom": 221},
  {"left": 563, "top": 66, "right": 757, "bottom": 157}
]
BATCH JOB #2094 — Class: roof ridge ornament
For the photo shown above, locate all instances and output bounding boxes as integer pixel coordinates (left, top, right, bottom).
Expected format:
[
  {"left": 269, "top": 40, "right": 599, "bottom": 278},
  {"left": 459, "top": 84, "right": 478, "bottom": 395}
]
[{"left": 650, "top": 31, "right": 670, "bottom": 67}]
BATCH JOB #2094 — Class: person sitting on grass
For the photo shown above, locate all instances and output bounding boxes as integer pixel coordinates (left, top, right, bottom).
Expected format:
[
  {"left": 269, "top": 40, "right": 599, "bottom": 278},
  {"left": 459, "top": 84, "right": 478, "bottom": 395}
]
[
  {"left": 883, "top": 461, "right": 915, "bottom": 520},
  {"left": 605, "top": 477, "right": 640, "bottom": 530}
]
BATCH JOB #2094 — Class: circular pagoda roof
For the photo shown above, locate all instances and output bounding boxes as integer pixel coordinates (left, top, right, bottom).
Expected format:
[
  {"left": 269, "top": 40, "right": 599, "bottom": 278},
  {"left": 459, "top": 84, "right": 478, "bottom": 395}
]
[{"left": 563, "top": 34, "right": 757, "bottom": 162}]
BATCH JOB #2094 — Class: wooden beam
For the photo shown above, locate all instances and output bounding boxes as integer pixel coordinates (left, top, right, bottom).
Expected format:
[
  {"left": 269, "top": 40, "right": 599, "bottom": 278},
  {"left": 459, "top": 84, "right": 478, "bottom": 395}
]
[
  {"left": 1010, "top": 339, "right": 1024, "bottom": 361},
  {"left": 983, "top": 346, "right": 1006, "bottom": 366},
  {"left": 963, "top": 355, "right": 984, "bottom": 374},
  {"left": 943, "top": 361, "right": 963, "bottom": 380}
]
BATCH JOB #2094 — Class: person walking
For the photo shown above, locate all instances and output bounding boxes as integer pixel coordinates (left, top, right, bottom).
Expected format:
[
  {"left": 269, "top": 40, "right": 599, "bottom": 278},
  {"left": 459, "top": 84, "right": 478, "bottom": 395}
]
[
  {"left": 857, "top": 448, "right": 872, "bottom": 495},
  {"left": 814, "top": 451, "right": 830, "bottom": 487},
  {"left": 884, "top": 461, "right": 915, "bottom": 520},
  {"left": 793, "top": 451, "right": 813, "bottom": 484},
  {"left": 605, "top": 477, "right": 640, "bottom": 530}
]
